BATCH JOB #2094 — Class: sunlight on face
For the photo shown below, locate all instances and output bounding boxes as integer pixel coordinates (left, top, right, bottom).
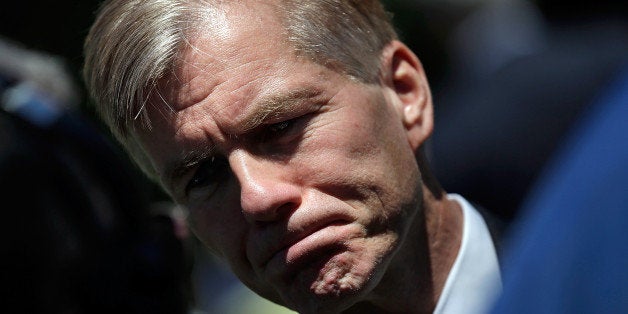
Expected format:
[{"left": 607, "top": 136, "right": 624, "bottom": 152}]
[{"left": 135, "top": 2, "right": 423, "bottom": 313}]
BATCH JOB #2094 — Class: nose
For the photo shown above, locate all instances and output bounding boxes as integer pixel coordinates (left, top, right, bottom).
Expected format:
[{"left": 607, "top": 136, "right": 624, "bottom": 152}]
[{"left": 229, "top": 150, "right": 301, "bottom": 223}]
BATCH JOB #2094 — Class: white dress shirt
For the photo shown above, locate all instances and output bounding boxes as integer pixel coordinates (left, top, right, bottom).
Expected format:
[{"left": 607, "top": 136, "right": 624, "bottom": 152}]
[{"left": 433, "top": 194, "right": 502, "bottom": 314}]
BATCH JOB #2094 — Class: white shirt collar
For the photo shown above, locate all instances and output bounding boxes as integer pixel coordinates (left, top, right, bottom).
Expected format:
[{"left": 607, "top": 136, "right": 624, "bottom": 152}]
[{"left": 433, "top": 194, "right": 502, "bottom": 314}]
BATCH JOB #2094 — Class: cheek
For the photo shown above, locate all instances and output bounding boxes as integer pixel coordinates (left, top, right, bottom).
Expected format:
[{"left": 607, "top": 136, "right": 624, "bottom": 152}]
[
  {"left": 305, "top": 103, "right": 413, "bottom": 184},
  {"left": 290, "top": 124, "right": 415, "bottom": 229},
  {"left": 187, "top": 185, "right": 247, "bottom": 259},
  {"left": 189, "top": 213, "right": 240, "bottom": 258},
  {"left": 307, "top": 101, "right": 419, "bottom": 217}
]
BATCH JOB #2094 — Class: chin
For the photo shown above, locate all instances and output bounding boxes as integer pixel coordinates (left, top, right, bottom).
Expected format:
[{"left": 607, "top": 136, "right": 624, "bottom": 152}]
[{"left": 281, "top": 249, "right": 386, "bottom": 314}]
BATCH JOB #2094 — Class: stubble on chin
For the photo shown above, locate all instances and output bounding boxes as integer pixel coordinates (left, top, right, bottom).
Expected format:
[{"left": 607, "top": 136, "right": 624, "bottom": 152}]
[
  {"left": 311, "top": 251, "right": 368, "bottom": 296},
  {"left": 284, "top": 233, "right": 399, "bottom": 313}
]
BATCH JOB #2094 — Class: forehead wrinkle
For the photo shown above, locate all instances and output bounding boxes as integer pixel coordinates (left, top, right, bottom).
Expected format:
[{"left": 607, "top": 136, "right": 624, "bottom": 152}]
[
  {"left": 170, "top": 32, "right": 282, "bottom": 117},
  {"left": 169, "top": 52, "right": 226, "bottom": 112}
]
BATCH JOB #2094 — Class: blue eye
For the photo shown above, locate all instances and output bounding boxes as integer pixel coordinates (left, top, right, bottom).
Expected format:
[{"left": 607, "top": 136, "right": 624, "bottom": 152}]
[{"left": 185, "top": 157, "right": 228, "bottom": 196}]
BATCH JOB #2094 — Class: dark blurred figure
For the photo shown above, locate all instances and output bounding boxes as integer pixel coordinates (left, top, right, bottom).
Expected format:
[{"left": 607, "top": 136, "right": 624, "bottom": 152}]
[
  {"left": 0, "top": 37, "right": 191, "bottom": 314},
  {"left": 427, "top": 0, "right": 628, "bottom": 222},
  {"left": 490, "top": 64, "right": 628, "bottom": 314}
]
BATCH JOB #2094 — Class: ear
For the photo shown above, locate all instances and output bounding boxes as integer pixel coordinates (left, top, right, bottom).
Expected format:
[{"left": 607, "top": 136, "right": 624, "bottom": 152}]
[{"left": 380, "top": 41, "right": 433, "bottom": 151}]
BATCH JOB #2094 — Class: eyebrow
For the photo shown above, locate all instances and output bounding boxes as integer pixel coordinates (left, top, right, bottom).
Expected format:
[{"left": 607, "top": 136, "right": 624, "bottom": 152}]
[
  {"left": 162, "top": 87, "right": 323, "bottom": 193},
  {"left": 163, "top": 146, "right": 215, "bottom": 194},
  {"left": 238, "top": 87, "right": 323, "bottom": 132}
]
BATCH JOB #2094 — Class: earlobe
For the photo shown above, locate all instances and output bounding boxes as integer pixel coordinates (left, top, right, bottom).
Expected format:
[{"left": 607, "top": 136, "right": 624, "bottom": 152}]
[{"left": 383, "top": 41, "right": 434, "bottom": 151}]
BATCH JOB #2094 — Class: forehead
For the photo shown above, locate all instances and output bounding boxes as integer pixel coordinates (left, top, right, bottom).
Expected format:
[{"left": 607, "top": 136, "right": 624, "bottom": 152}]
[
  {"left": 137, "top": 0, "right": 334, "bottom": 181},
  {"left": 162, "top": 0, "right": 288, "bottom": 110}
]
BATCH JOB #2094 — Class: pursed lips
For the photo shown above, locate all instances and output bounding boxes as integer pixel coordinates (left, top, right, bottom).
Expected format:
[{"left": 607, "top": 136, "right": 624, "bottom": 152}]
[{"left": 248, "top": 213, "right": 357, "bottom": 277}]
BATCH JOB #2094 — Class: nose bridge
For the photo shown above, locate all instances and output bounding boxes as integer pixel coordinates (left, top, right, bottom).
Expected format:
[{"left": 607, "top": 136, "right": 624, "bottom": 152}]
[{"left": 229, "top": 150, "right": 299, "bottom": 223}]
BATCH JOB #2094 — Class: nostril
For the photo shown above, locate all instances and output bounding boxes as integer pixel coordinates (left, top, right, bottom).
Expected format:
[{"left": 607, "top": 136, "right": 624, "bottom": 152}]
[
  {"left": 276, "top": 201, "right": 299, "bottom": 217},
  {"left": 243, "top": 199, "right": 299, "bottom": 225}
]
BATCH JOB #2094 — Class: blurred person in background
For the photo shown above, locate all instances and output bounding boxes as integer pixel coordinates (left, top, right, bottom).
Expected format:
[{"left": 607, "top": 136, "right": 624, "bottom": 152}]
[
  {"left": 0, "top": 36, "right": 192, "bottom": 314},
  {"left": 390, "top": 0, "right": 628, "bottom": 312},
  {"left": 387, "top": 0, "right": 628, "bottom": 223},
  {"left": 490, "top": 63, "right": 628, "bottom": 314}
]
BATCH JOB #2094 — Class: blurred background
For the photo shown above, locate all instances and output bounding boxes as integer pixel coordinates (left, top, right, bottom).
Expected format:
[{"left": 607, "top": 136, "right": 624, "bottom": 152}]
[{"left": 1, "top": 0, "right": 626, "bottom": 313}]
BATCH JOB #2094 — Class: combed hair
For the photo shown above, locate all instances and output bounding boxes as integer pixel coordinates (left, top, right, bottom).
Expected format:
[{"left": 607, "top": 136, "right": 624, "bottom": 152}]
[
  {"left": 83, "top": 0, "right": 397, "bottom": 180},
  {"left": 83, "top": 0, "right": 207, "bottom": 178},
  {"left": 280, "top": 0, "right": 397, "bottom": 83}
]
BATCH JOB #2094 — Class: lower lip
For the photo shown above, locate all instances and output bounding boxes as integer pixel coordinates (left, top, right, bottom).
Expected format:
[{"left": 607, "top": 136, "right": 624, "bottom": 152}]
[{"left": 265, "top": 222, "right": 361, "bottom": 281}]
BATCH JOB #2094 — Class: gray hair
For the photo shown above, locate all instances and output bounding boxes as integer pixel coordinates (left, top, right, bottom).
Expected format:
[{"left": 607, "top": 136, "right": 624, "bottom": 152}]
[{"left": 83, "top": 0, "right": 397, "bottom": 180}]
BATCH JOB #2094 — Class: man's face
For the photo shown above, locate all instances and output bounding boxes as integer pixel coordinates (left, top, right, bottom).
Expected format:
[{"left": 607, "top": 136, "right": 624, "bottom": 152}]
[{"left": 135, "top": 3, "right": 424, "bottom": 312}]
